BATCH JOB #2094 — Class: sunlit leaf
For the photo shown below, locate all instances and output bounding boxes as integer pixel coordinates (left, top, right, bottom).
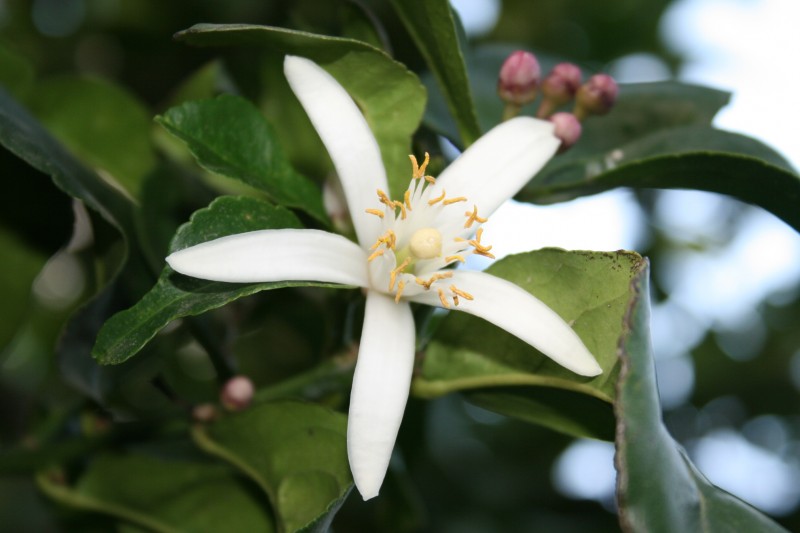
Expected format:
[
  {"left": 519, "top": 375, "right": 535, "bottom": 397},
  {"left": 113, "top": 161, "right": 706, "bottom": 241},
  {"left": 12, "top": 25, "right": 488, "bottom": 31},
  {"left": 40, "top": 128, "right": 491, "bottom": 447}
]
[
  {"left": 157, "top": 95, "right": 327, "bottom": 222},
  {"left": 175, "top": 23, "right": 426, "bottom": 197},
  {"left": 192, "top": 401, "right": 352, "bottom": 533},
  {"left": 413, "top": 249, "right": 643, "bottom": 438}
]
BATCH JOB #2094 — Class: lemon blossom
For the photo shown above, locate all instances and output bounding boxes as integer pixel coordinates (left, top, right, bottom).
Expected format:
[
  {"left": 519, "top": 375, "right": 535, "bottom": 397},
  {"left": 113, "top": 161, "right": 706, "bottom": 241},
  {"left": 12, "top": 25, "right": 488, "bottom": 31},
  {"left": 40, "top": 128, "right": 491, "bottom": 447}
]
[{"left": 166, "top": 56, "right": 602, "bottom": 501}]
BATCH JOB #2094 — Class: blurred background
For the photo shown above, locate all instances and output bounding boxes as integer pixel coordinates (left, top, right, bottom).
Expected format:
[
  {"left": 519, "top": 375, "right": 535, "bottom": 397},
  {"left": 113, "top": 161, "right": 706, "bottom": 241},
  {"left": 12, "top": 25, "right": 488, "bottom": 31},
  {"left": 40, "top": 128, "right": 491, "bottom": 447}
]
[{"left": 1, "top": 0, "right": 798, "bottom": 531}]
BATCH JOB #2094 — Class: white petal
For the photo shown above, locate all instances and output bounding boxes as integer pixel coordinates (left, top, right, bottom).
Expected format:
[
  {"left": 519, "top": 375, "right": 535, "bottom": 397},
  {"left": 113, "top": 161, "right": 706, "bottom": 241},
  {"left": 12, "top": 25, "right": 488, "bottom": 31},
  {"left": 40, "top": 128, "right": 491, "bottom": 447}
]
[
  {"left": 348, "top": 291, "right": 416, "bottom": 500},
  {"left": 166, "top": 229, "right": 368, "bottom": 286},
  {"left": 432, "top": 117, "right": 559, "bottom": 217},
  {"left": 407, "top": 270, "right": 602, "bottom": 376},
  {"left": 284, "top": 56, "right": 388, "bottom": 247}
]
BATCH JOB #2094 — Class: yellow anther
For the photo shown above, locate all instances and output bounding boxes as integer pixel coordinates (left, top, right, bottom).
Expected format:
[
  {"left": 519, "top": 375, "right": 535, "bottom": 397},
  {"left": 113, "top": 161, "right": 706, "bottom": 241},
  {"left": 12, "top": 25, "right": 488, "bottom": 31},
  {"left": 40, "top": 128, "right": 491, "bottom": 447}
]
[
  {"left": 415, "top": 272, "right": 453, "bottom": 289},
  {"left": 367, "top": 248, "right": 385, "bottom": 262},
  {"left": 453, "top": 295, "right": 460, "bottom": 306},
  {"left": 395, "top": 280, "right": 406, "bottom": 303},
  {"left": 371, "top": 230, "right": 396, "bottom": 250},
  {"left": 443, "top": 196, "right": 467, "bottom": 205},
  {"left": 437, "top": 288, "right": 450, "bottom": 308},
  {"left": 450, "top": 285, "right": 474, "bottom": 301},
  {"left": 464, "top": 205, "right": 488, "bottom": 228},
  {"left": 389, "top": 257, "right": 412, "bottom": 291},
  {"left": 424, "top": 175, "right": 436, "bottom": 184},
  {"left": 469, "top": 227, "right": 495, "bottom": 259},
  {"left": 377, "top": 189, "right": 394, "bottom": 209},
  {"left": 404, "top": 190, "right": 413, "bottom": 210},
  {"left": 365, "top": 208, "right": 385, "bottom": 219},
  {"left": 393, "top": 200, "right": 407, "bottom": 220},
  {"left": 445, "top": 254, "right": 466, "bottom": 264},
  {"left": 428, "top": 189, "right": 446, "bottom": 206},
  {"left": 409, "top": 152, "right": 430, "bottom": 179}
]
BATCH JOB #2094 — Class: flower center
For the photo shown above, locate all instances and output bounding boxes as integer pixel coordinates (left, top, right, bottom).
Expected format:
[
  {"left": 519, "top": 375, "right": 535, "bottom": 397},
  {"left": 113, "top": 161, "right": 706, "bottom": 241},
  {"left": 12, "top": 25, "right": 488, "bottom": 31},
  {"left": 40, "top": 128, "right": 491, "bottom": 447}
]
[{"left": 409, "top": 228, "right": 442, "bottom": 259}]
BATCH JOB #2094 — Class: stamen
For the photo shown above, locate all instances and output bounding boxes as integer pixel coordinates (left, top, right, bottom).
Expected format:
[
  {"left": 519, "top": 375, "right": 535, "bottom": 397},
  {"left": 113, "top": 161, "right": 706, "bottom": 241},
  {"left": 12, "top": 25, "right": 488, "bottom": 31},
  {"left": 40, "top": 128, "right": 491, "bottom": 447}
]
[
  {"left": 452, "top": 295, "right": 459, "bottom": 306},
  {"left": 469, "top": 228, "right": 495, "bottom": 259},
  {"left": 445, "top": 254, "right": 466, "bottom": 264},
  {"left": 415, "top": 272, "right": 453, "bottom": 289},
  {"left": 365, "top": 208, "right": 385, "bottom": 218},
  {"left": 450, "top": 285, "right": 474, "bottom": 301},
  {"left": 371, "top": 230, "right": 396, "bottom": 250},
  {"left": 443, "top": 196, "right": 467, "bottom": 205},
  {"left": 424, "top": 175, "right": 436, "bottom": 184},
  {"left": 404, "top": 190, "right": 413, "bottom": 210},
  {"left": 428, "top": 189, "right": 446, "bottom": 206},
  {"left": 393, "top": 200, "right": 407, "bottom": 220},
  {"left": 409, "top": 152, "right": 431, "bottom": 179},
  {"left": 437, "top": 288, "right": 450, "bottom": 308},
  {"left": 377, "top": 189, "right": 394, "bottom": 209},
  {"left": 464, "top": 205, "right": 488, "bottom": 228},
  {"left": 389, "top": 257, "right": 412, "bottom": 291},
  {"left": 367, "top": 248, "right": 385, "bottom": 262},
  {"left": 395, "top": 280, "right": 406, "bottom": 303}
]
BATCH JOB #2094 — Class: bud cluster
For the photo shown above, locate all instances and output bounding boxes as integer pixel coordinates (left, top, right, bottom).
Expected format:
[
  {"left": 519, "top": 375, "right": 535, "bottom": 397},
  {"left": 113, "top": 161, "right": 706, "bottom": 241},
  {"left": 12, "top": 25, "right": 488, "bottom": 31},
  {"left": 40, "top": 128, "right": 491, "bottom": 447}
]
[{"left": 497, "top": 50, "right": 618, "bottom": 152}]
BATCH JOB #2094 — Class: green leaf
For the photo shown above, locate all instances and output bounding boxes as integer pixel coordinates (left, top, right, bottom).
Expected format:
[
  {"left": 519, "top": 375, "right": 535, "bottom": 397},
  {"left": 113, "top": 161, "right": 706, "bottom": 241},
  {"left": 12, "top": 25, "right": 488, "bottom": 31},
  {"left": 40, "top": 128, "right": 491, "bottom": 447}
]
[
  {"left": 37, "top": 454, "right": 274, "bottom": 533},
  {"left": 414, "top": 249, "right": 643, "bottom": 438},
  {"left": 0, "top": 43, "right": 35, "bottom": 100},
  {"left": 390, "top": 0, "right": 481, "bottom": 146},
  {"left": 192, "top": 401, "right": 352, "bottom": 533},
  {"left": 0, "top": 87, "right": 135, "bottom": 239},
  {"left": 521, "top": 127, "right": 800, "bottom": 232},
  {"left": 614, "top": 260, "right": 788, "bottom": 532},
  {"left": 174, "top": 23, "right": 426, "bottom": 198},
  {"left": 157, "top": 95, "right": 327, "bottom": 222},
  {"left": 93, "top": 196, "right": 347, "bottom": 365},
  {"left": 28, "top": 76, "right": 157, "bottom": 199}
]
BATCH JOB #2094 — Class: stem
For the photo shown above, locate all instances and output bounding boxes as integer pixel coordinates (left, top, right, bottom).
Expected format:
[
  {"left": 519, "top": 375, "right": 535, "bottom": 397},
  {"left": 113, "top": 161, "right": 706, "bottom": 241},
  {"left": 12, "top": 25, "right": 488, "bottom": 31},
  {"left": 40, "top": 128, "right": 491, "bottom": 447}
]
[
  {"left": 501, "top": 102, "right": 521, "bottom": 122},
  {"left": 253, "top": 351, "right": 357, "bottom": 404}
]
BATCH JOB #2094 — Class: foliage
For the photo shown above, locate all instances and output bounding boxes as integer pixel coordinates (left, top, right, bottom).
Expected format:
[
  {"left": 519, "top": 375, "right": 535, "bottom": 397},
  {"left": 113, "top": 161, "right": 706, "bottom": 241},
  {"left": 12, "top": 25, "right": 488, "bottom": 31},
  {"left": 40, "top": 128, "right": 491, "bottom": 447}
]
[{"left": 0, "top": 1, "right": 797, "bottom": 532}]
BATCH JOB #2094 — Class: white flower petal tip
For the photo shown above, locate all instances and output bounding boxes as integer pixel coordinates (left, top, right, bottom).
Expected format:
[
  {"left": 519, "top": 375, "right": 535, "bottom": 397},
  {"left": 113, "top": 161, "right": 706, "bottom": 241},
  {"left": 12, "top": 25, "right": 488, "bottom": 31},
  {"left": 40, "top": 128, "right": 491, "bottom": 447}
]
[
  {"left": 166, "top": 229, "right": 369, "bottom": 287},
  {"left": 347, "top": 292, "right": 416, "bottom": 501}
]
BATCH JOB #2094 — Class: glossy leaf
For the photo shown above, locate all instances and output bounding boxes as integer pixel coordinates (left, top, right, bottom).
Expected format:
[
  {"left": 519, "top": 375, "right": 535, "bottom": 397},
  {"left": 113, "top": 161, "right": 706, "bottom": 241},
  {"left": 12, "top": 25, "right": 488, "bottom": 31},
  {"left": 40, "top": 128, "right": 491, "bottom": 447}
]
[
  {"left": 158, "top": 95, "right": 327, "bottom": 222},
  {"left": 28, "top": 76, "right": 156, "bottom": 199},
  {"left": 413, "top": 249, "right": 644, "bottom": 437},
  {"left": 522, "top": 127, "right": 800, "bottom": 231},
  {"left": 614, "top": 260, "right": 787, "bottom": 532},
  {"left": 175, "top": 23, "right": 426, "bottom": 197},
  {"left": 92, "top": 196, "right": 344, "bottom": 365},
  {"left": 0, "top": 88, "right": 135, "bottom": 239},
  {"left": 390, "top": 0, "right": 481, "bottom": 146},
  {"left": 192, "top": 401, "right": 352, "bottom": 533},
  {"left": 37, "top": 454, "right": 274, "bottom": 533}
]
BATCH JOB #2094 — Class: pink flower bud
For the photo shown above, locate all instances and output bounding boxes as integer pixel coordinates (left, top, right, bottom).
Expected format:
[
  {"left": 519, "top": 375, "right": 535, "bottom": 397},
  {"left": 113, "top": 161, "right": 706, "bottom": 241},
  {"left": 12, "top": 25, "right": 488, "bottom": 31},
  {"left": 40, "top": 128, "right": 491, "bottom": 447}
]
[
  {"left": 497, "top": 50, "right": 540, "bottom": 106},
  {"left": 220, "top": 375, "right": 255, "bottom": 411},
  {"left": 192, "top": 403, "right": 218, "bottom": 422},
  {"left": 575, "top": 74, "right": 619, "bottom": 118},
  {"left": 549, "top": 112, "right": 582, "bottom": 152},
  {"left": 541, "top": 63, "right": 582, "bottom": 105}
]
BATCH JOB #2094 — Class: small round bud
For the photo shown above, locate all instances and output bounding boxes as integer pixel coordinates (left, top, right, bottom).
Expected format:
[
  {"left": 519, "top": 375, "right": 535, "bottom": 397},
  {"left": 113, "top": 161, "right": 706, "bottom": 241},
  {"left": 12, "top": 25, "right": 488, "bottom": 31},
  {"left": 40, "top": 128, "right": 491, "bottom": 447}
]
[
  {"left": 220, "top": 376, "right": 255, "bottom": 412},
  {"left": 549, "top": 112, "right": 582, "bottom": 153},
  {"left": 497, "top": 50, "right": 540, "bottom": 106},
  {"left": 541, "top": 63, "right": 582, "bottom": 105},
  {"left": 410, "top": 228, "right": 442, "bottom": 259},
  {"left": 192, "top": 403, "right": 218, "bottom": 422},
  {"left": 575, "top": 74, "right": 619, "bottom": 118}
]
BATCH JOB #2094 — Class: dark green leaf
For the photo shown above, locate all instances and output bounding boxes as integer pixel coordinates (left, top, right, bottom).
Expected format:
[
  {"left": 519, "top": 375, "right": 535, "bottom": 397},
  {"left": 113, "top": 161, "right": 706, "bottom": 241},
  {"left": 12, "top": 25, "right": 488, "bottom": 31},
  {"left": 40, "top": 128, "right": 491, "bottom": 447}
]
[
  {"left": 522, "top": 127, "right": 800, "bottom": 232},
  {"left": 192, "top": 401, "right": 352, "bottom": 533},
  {"left": 0, "top": 43, "right": 34, "bottom": 100},
  {"left": 157, "top": 95, "right": 327, "bottom": 222},
  {"left": 390, "top": 0, "right": 481, "bottom": 146},
  {"left": 614, "top": 261, "right": 788, "bottom": 532},
  {"left": 37, "top": 454, "right": 274, "bottom": 533},
  {"left": 0, "top": 88, "right": 135, "bottom": 239},
  {"left": 175, "top": 23, "right": 426, "bottom": 197},
  {"left": 414, "top": 249, "right": 644, "bottom": 437},
  {"left": 28, "top": 76, "right": 156, "bottom": 199},
  {"left": 93, "top": 196, "right": 348, "bottom": 365}
]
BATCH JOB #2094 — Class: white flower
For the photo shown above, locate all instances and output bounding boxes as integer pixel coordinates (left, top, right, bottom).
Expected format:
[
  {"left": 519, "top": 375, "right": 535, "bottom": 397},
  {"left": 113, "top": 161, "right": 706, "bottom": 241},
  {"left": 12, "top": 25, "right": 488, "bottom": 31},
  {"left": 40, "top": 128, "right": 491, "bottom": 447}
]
[{"left": 167, "top": 56, "right": 602, "bottom": 501}]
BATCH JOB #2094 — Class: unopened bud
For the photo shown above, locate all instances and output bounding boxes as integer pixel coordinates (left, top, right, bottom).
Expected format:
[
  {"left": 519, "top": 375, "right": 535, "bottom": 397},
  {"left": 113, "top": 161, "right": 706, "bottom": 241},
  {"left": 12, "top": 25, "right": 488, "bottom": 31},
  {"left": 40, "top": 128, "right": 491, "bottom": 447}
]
[
  {"left": 220, "top": 376, "right": 255, "bottom": 411},
  {"left": 575, "top": 74, "right": 618, "bottom": 119},
  {"left": 549, "top": 112, "right": 582, "bottom": 153},
  {"left": 537, "top": 63, "right": 582, "bottom": 118},
  {"left": 497, "top": 50, "right": 540, "bottom": 106},
  {"left": 192, "top": 403, "right": 218, "bottom": 422}
]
